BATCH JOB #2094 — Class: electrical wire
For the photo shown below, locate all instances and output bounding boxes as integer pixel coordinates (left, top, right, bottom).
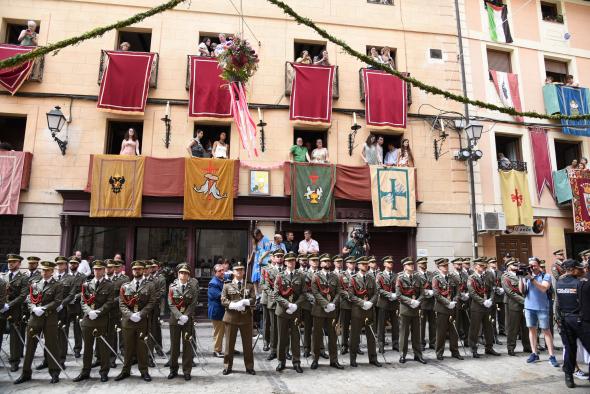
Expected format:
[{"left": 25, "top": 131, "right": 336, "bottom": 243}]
[{"left": 226, "top": 0, "right": 261, "bottom": 46}]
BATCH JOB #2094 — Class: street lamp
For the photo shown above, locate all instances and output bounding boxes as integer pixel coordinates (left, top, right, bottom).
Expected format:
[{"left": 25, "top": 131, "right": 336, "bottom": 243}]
[
  {"left": 465, "top": 122, "right": 483, "bottom": 148},
  {"left": 46, "top": 106, "right": 68, "bottom": 155}
]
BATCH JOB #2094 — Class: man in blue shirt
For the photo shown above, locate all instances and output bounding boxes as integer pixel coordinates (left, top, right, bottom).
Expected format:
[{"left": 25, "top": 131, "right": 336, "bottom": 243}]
[
  {"left": 520, "top": 257, "right": 559, "bottom": 367},
  {"left": 208, "top": 264, "right": 226, "bottom": 358},
  {"left": 251, "top": 229, "right": 272, "bottom": 284}
]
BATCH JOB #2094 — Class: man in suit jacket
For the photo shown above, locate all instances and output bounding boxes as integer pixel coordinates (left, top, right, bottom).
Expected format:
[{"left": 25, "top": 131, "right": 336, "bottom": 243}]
[{"left": 208, "top": 263, "right": 226, "bottom": 358}]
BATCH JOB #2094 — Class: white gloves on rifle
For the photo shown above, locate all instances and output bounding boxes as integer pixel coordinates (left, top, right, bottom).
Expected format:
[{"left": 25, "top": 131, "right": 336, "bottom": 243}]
[
  {"left": 460, "top": 293, "right": 469, "bottom": 301},
  {"left": 286, "top": 303, "right": 298, "bottom": 314},
  {"left": 324, "top": 303, "right": 336, "bottom": 313},
  {"left": 229, "top": 301, "right": 245, "bottom": 312},
  {"left": 88, "top": 310, "right": 99, "bottom": 320},
  {"left": 241, "top": 299, "right": 251, "bottom": 307},
  {"left": 362, "top": 301, "right": 373, "bottom": 310},
  {"left": 130, "top": 312, "right": 141, "bottom": 322},
  {"left": 496, "top": 287, "right": 505, "bottom": 295},
  {"left": 387, "top": 293, "right": 397, "bottom": 301},
  {"left": 425, "top": 289, "right": 434, "bottom": 297},
  {"left": 178, "top": 315, "right": 189, "bottom": 325},
  {"left": 410, "top": 299, "right": 420, "bottom": 309},
  {"left": 1, "top": 303, "right": 10, "bottom": 313},
  {"left": 483, "top": 299, "right": 493, "bottom": 308},
  {"left": 447, "top": 301, "right": 456, "bottom": 310},
  {"left": 32, "top": 306, "right": 45, "bottom": 317}
]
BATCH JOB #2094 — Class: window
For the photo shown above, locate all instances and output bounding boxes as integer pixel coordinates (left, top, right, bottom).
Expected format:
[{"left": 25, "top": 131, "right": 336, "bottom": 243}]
[
  {"left": 378, "top": 134, "right": 402, "bottom": 164},
  {"left": 0, "top": 115, "right": 27, "bottom": 151},
  {"left": 554, "top": 140, "right": 581, "bottom": 170},
  {"left": 0, "top": 215, "right": 23, "bottom": 268},
  {"left": 4, "top": 20, "right": 39, "bottom": 45},
  {"left": 541, "top": 2, "right": 563, "bottom": 23},
  {"left": 195, "top": 229, "right": 248, "bottom": 277},
  {"left": 545, "top": 58, "right": 569, "bottom": 84},
  {"left": 117, "top": 29, "right": 151, "bottom": 52},
  {"left": 495, "top": 134, "right": 522, "bottom": 169},
  {"left": 367, "top": 0, "right": 393, "bottom": 4},
  {"left": 366, "top": 45, "right": 397, "bottom": 69},
  {"left": 429, "top": 49, "right": 443, "bottom": 60},
  {"left": 194, "top": 124, "right": 231, "bottom": 158},
  {"left": 135, "top": 227, "right": 187, "bottom": 265},
  {"left": 294, "top": 40, "right": 326, "bottom": 63},
  {"left": 294, "top": 129, "right": 328, "bottom": 153},
  {"left": 198, "top": 32, "right": 232, "bottom": 56},
  {"left": 487, "top": 49, "right": 511, "bottom": 73},
  {"left": 72, "top": 226, "right": 127, "bottom": 261},
  {"left": 105, "top": 120, "right": 143, "bottom": 155}
]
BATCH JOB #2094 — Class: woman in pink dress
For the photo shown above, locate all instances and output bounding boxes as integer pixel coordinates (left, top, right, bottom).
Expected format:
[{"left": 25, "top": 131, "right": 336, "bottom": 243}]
[{"left": 120, "top": 128, "right": 140, "bottom": 155}]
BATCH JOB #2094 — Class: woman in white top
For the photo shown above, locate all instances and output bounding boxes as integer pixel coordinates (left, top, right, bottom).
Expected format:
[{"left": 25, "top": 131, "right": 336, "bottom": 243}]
[
  {"left": 369, "top": 47, "right": 382, "bottom": 65},
  {"left": 198, "top": 38, "right": 211, "bottom": 56},
  {"left": 120, "top": 128, "right": 140, "bottom": 155},
  {"left": 361, "top": 134, "right": 379, "bottom": 165},
  {"left": 379, "top": 46, "right": 396, "bottom": 69},
  {"left": 311, "top": 138, "right": 329, "bottom": 163},
  {"left": 212, "top": 132, "right": 229, "bottom": 159}
]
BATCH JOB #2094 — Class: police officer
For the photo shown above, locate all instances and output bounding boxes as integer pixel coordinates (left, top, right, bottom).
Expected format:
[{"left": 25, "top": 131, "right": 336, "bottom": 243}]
[
  {"left": 73, "top": 260, "right": 113, "bottom": 382},
  {"left": 376, "top": 256, "right": 399, "bottom": 354},
  {"left": 554, "top": 259, "right": 589, "bottom": 388}
]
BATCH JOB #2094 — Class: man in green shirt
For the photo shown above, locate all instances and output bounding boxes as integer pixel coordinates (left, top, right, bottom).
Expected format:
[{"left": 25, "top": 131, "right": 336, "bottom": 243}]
[{"left": 290, "top": 138, "right": 310, "bottom": 162}]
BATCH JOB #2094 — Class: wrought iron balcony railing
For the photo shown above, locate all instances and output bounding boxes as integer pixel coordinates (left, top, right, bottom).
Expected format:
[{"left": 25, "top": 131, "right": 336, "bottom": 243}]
[{"left": 498, "top": 160, "right": 527, "bottom": 172}]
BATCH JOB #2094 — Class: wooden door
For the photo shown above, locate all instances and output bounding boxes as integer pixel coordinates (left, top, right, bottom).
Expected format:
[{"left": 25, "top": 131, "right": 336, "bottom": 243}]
[{"left": 495, "top": 235, "right": 532, "bottom": 264}]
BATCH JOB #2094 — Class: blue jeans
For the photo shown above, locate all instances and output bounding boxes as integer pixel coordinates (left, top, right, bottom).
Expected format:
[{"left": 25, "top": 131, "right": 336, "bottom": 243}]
[{"left": 525, "top": 308, "right": 550, "bottom": 330}]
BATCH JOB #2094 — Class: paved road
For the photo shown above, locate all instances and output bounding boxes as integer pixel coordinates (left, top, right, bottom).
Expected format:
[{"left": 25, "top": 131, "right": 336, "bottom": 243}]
[{"left": 0, "top": 322, "right": 587, "bottom": 393}]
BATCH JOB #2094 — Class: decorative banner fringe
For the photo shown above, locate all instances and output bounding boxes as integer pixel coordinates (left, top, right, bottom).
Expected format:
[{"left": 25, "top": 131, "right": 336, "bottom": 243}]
[{"left": 240, "top": 160, "right": 285, "bottom": 170}]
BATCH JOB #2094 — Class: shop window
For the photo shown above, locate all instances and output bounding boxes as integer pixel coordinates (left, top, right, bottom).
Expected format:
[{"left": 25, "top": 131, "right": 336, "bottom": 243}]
[
  {"left": 135, "top": 227, "right": 188, "bottom": 267},
  {"left": 554, "top": 140, "right": 581, "bottom": 170},
  {"left": 541, "top": 2, "right": 563, "bottom": 23},
  {"left": 72, "top": 226, "right": 127, "bottom": 261},
  {"left": 4, "top": 20, "right": 39, "bottom": 45},
  {"left": 194, "top": 124, "right": 231, "bottom": 158},
  {"left": 0, "top": 115, "right": 27, "bottom": 151},
  {"left": 294, "top": 129, "right": 328, "bottom": 155},
  {"left": 495, "top": 134, "right": 522, "bottom": 168},
  {"left": 105, "top": 120, "right": 143, "bottom": 155},
  {"left": 545, "top": 58, "right": 568, "bottom": 84},
  {"left": 195, "top": 229, "right": 248, "bottom": 278},
  {"left": 117, "top": 29, "right": 151, "bottom": 52},
  {"left": 0, "top": 215, "right": 23, "bottom": 269},
  {"left": 294, "top": 40, "right": 326, "bottom": 63},
  {"left": 365, "top": 45, "right": 397, "bottom": 69}
]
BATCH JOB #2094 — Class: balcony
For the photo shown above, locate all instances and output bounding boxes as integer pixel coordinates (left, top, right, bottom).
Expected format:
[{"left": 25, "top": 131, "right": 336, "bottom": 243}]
[
  {"left": 97, "top": 50, "right": 159, "bottom": 88},
  {"left": 26, "top": 55, "right": 44, "bottom": 82},
  {"left": 359, "top": 68, "right": 412, "bottom": 105},
  {"left": 498, "top": 160, "right": 527, "bottom": 172},
  {"left": 284, "top": 62, "right": 339, "bottom": 99}
]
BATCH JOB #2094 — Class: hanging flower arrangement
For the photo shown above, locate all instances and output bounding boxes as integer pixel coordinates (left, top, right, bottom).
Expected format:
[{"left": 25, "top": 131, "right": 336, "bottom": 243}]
[{"left": 217, "top": 35, "right": 259, "bottom": 83}]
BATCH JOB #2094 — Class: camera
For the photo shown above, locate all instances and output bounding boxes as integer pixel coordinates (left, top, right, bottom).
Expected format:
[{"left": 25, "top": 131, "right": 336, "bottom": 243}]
[
  {"left": 352, "top": 225, "right": 370, "bottom": 242},
  {"left": 515, "top": 263, "right": 531, "bottom": 277}
]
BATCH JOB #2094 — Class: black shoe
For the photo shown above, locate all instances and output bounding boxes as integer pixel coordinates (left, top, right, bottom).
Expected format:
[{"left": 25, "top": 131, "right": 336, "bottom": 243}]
[
  {"left": 294, "top": 363, "right": 303, "bottom": 373},
  {"left": 379, "top": 346, "right": 385, "bottom": 354},
  {"left": 414, "top": 356, "right": 427, "bottom": 364},
  {"left": 485, "top": 349, "right": 501, "bottom": 356},
  {"left": 499, "top": 331, "right": 506, "bottom": 336},
  {"left": 267, "top": 352, "right": 277, "bottom": 361},
  {"left": 421, "top": 345, "right": 426, "bottom": 351},
  {"left": 508, "top": 350, "right": 516, "bottom": 356},
  {"left": 148, "top": 359, "right": 155, "bottom": 368},
  {"left": 263, "top": 345, "right": 270, "bottom": 352},
  {"left": 234, "top": 350, "right": 241, "bottom": 355},
  {"left": 100, "top": 373, "right": 109, "bottom": 382},
  {"left": 74, "top": 351, "right": 81, "bottom": 358},
  {"left": 437, "top": 355, "right": 444, "bottom": 361},
  {"left": 330, "top": 361, "right": 344, "bottom": 370},
  {"left": 565, "top": 374, "right": 575, "bottom": 388},
  {"left": 114, "top": 372, "right": 130, "bottom": 381},
  {"left": 36, "top": 360, "right": 48, "bottom": 370},
  {"left": 222, "top": 368, "right": 232, "bottom": 375},
  {"left": 246, "top": 369, "right": 256, "bottom": 375},
  {"left": 141, "top": 372, "right": 152, "bottom": 382},
  {"left": 494, "top": 339, "right": 503, "bottom": 345},
  {"left": 310, "top": 360, "right": 319, "bottom": 370},
  {"left": 350, "top": 360, "right": 358, "bottom": 368},
  {"left": 156, "top": 349, "right": 165, "bottom": 357},
  {"left": 392, "top": 346, "right": 400, "bottom": 352},
  {"left": 341, "top": 348, "right": 348, "bottom": 355},
  {"left": 60, "top": 362, "right": 66, "bottom": 370},
  {"left": 10, "top": 364, "right": 19, "bottom": 372},
  {"left": 370, "top": 360, "right": 382, "bottom": 367},
  {"left": 303, "top": 351, "right": 311, "bottom": 358},
  {"left": 429, "top": 344, "right": 435, "bottom": 350},
  {"left": 276, "top": 361, "right": 286, "bottom": 372},
  {"left": 168, "top": 371, "right": 178, "bottom": 379},
  {"left": 356, "top": 349, "right": 364, "bottom": 355},
  {"left": 50, "top": 375, "right": 60, "bottom": 384},
  {"left": 164, "top": 360, "right": 171, "bottom": 367},
  {"left": 184, "top": 373, "right": 191, "bottom": 381},
  {"left": 73, "top": 373, "right": 90, "bottom": 382},
  {"left": 166, "top": 349, "right": 171, "bottom": 355},
  {"left": 91, "top": 360, "right": 100, "bottom": 368},
  {"left": 213, "top": 351, "right": 224, "bottom": 358},
  {"left": 14, "top": 374, "right": 31, "bottom": 384},
  {"left": 192, "top": 361, "right": 197, "bottom": 367},
  {"left": 320, "top": 351, "right": 329, "bottom": 359},
  {"left": 452, "top": 354, "right": 464, "bottom": 360},
  {"left": 286, "top": 352, "right": 292, "bottom": 361},
  {"left": 523, "top": 347, "right": 533, "bottom": 353},
  {"left": 399, "top": 356, "right": 406, "bottom": 363},
  {"left": 110, "top": 360, "right": 117, "bottom": 368},
  {"left": 472, "top": 351, "right": 481, "bottom": 359}
]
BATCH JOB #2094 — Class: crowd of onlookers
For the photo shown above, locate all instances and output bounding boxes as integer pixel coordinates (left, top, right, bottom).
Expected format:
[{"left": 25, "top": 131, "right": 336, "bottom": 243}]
[
  {"left": 197, "top": 33, "right": 231, "bottom": 57},
  {"left": 566, "top": 157, "right": 589, "bottom": 170},
  {"left": 545, "top": 74, "right": 579, "bottom": 87}
]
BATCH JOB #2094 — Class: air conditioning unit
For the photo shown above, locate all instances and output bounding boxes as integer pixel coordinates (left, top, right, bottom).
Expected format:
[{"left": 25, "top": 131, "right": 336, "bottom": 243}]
[{"left": 476, "top": 212, "right": 506, "bottom": 232}]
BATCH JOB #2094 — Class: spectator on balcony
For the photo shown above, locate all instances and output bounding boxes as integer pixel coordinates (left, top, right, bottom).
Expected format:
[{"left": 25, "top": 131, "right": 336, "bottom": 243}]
[
  {"left": 271, "top": 234, "right": 287, "bottom": 254},
  {"left": 120, "top": 128, "right": 140, "bottom": 156},
  {"left": 284, "top": 231, "right": 296, "bottom": 253},
  {"left": 376, "top": 135, "right": 384, "bottom": 164},
  {"left": 578, "top": 162, "right": 586, "bottom": 170},
  {"left": 545, "top": 76, "right": 554, "bottom": 85},
  {"left": 290, "top": 137, "right": 310, "bottom": 163},
  {"left": 119, "top": 41, "right": 131, "bottom": 51},
  {"left": 313, "top": 50, "right": 330, "bottom": 66},
  {"left": 565, "top": 75, "right": 579, "bottom": 87},
  {"left": 384, "top": 143, "right": 399, "bottom": 166},
  {"left": 18, "top": 21, "right": 38, "bottom": 46},
  {"left": 368, "top": 47, "right": 382, "bottom": 67},
  {"left": 361, "top": 134, "right": 380, "bottom": 165},
  {"left": 311, "top": 138, "right": 329, "bottom": 163},
  {"left": 215, "top": 34, "right": 227, "bottom": 56},
  {"left": 298, "top": 229, "right": 319, "bottom": 255},
  {"left": 498, "top": 152, "right": 512, "bottom": 170},
  {"left": 198, "top": 38, "right": 211, "bottom": 56},
  {"left": 397, "top": 138, "right": 415, "bottom": 167},
  {"left": 580, "top": 157, "right": 588, "bottom": 168},
  {"left": 379, "top": 47, "right": 395, "bottom": 69},
  {"left": 567, "top": 159, "right": 579, "bottom": 170},
  {"left": 187, "top": 129, "right": 206, "bottom": 157},
  {"left": 296, "top": 50, "right": 312, "bottom": 64},
  {"left": 212, "top": 132, "right": 229, "bottom": 159}
]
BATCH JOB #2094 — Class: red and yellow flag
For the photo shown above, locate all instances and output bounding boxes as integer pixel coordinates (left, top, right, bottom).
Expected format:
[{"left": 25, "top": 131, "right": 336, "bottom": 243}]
[
  {"left": 183, "top": 158, "right": 235, "bottom": 220},
  {"left": 499, "top": 170, "right": 533, "bottom": 226},
  {"left": 90, "top": 155, "right": 145, "bottom": 217}
]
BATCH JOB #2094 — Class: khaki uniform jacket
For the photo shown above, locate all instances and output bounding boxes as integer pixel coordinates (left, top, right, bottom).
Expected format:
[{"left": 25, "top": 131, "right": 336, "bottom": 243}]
[
  {"left": 63, "top": 271, "right": 86, "bottom": 315},
  {"left": 492, "top": 270, "right": 504, "bottom": 303},
  {"left": 260, "top": 266, "right": 270, "bottom": 305},
  {"left": 119, "top": 279, "right": 157, "bottom": 328},
  {"left": 0, "top": 278, "right": 6, "bottom": 307},
  {"left": 168, "top": 279, "right": 199, "bottom": 325},
  {"left": 56, "top": 272, "right": 72, "bottom": 310},
  {"left": 433, "top": 272, "right": 460, "bottom": 315},
  {"left": 302, "top": 269, "right": 317, "bottom": 311},
  {"left": 153, "top": 273, "right": 167, "bottom": 298},
  {"left": 1, "top": 270, "right": 28, "bottom": 321},
  {"left": 348, "top": 273, "right": 378, "bottom": 318},
  {"left": 26, "top": 277, "right": 63, "bottom": 329},
  {"left": 501, "top": 272, "right": 525, "bottom": 312},
  {"left": 376, "top": 270, "right": 398, "bottom": 310},
  {"left": 417, "top": 270, "right": 435, "bottom": 310},
  {"left": 221, "top": 280, "right": 256, "bottom": 325},
  {"left": 28, "top": 270, "right": 41, "bottom": 284},
  {"left": 274, "top": 270, "right": 305, "bottom": 318},
  {"left": 467, "top": 272, "right": 494, "bottom": 313},
  {"left": 80, "top": 278, "right": 114, "bottom": 327},
  {"left": 396, "top": 272, "right": 424, "bottom": 317},
  {"left": 338, "top": 270, "right": 354, "bottom": 310},
  {"left": 262, "top": 265, "right": 280, "bottom": 309},
  {"left": 311, "top": 270, "right": 340, "bottom": 318}
]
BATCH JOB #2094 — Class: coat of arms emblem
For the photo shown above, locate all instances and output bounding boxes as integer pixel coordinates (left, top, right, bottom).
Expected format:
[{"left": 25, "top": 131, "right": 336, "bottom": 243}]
[{"left": 109, "top": 174, "right": 125, "bottom": 193}]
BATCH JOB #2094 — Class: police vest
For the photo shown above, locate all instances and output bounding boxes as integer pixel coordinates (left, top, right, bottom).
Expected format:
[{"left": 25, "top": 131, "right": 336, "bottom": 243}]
[{"left": 555, "top": 275, "right": 579, "bottom": 316}]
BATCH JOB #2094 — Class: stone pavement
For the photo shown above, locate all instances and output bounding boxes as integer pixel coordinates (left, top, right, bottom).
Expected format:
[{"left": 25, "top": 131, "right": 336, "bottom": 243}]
[{"left": 0, "top": 321, "right": 587, "bottom": 393}]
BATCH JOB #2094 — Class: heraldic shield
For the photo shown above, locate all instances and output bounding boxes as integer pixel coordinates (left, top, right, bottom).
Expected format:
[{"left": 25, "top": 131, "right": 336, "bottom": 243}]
[
  {"left": 290, "top": 162, "right": 336, "bottom": 223},
  {"left": 370, "top": 166, "right": 416, "bottom": 227}
]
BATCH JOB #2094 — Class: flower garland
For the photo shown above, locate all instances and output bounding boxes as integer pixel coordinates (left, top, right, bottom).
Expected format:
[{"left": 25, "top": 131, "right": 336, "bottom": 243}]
[
  {"left": 265, "top": 0, "right": 590, "bottom": 122},
  {"left": 217, "top": 36, "right": 259, "bottom": 83}
]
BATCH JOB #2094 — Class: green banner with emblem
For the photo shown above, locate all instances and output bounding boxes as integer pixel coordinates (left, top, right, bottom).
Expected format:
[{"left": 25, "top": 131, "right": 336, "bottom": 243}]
[{"left": 290, "top": 162, "right": 336, "bottom": 223}]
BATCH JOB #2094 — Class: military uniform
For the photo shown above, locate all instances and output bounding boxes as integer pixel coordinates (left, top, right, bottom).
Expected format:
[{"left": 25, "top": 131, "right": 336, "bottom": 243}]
[
  {"left": 0, "top": 254, "right": 29, "bottom": 372},
  {"left": 15, "top": 261, "right": 63, "bottom": 384},
  {"left": 259, "top": 252, "right": 272, "bottom": 351},
  {"left": 149, "top": 260, "right": 167, "bottom": 356},
  {"left": 107, "top": 259, "right": 129, "bottom": 363},
  {"left": 0, "top": 276, "right": 7, "bottom": 354},
  {"left": 417, "top": 258, "right": 436, "bottom": 350},
  {"left": 74, "top": 261, "right": 114, "bottom": 382},
  {"left": 451, "top": 258, "right": 470, "bottom": 339},
  {"left": 221, "top": 261, "right": 256, "bottom": 375},
  {"left": 396, "top": 257, "right": 426, "bottom": 363},
  {"left": 302, "top": 261, "right": 319, "bottom": 357},
  {"left": 63, "top": 257, "right": 86, "bottom": 358},
  {"left": 432, "top": 258, "right": 463, "bottom": 360},
  {"left": 115, "top": 261, "right": 157, "bottom": 382},
  {"left": 375, "top": 256, "right": 399, "bottom": 353},
  {"left": 53, "top": 257, "right": 71, "bottom": 366},
  {"left": 337, "top": 257, "right": 355, "bottom": 354},
  {"left": 467, "top": 259, "right": 499, "bottom": 357},
  {"left": 167, "top": 264, "right": 199, "bottom": 380},
  {"left": 488, "top": 260, "right": 506, "bottom": 336},
  {"left": 501, "top": 259, "right": 531, "bottom": 356},
  {"left": 262, "top": 250, "right": 283, "bottom": 359},
  {"left": 348, "top": 257, "right": 381, "bottom": 367},
  {"left": 274, "top": 252, "right": 305, "bottom": 371}
]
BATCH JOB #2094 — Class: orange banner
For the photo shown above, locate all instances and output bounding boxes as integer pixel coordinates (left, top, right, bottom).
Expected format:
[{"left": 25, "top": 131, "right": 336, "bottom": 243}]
[
  {"left": 183, "top": 158, "right": 235, "bottom": 220},
  {"left": 90, "top": 155, "right": 144, "bottom": 217}
]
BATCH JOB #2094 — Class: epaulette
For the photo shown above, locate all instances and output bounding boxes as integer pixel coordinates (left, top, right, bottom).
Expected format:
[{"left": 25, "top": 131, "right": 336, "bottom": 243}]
[{"left": 223, "top": 280, "right": 232, "bottom": 284}]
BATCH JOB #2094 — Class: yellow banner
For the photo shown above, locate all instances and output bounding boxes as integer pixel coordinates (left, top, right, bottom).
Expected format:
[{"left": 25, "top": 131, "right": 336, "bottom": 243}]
[
  {"left": 183, "top": 158, "right": 234, "bottom": 220},
  {"left": 90, "top": 155, "right": 144, "bottom": 217},
  {"left": 499, "top": 170, "right": 533, "bottom": 226},
  {"left": 370, "top": 166, "right": 416, "bottom": 227}
]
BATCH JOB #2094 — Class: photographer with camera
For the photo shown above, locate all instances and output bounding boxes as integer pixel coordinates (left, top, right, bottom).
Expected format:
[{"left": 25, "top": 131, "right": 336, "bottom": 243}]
[
  {"left": 342, "top": 228, "right": 368, "bottom": 259},
  {"left": 520, "top": 257, "right": 559, "bottom": 367},
  {"left": 18, "top": 21, "right": 38, "bottom": 46}
]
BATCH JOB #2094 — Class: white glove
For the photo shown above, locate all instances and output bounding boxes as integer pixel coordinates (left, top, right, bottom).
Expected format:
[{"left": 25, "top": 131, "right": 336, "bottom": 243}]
[
  {"left": 229, "top": 301, "right": 239, "bottom": 310},
  {"left": 56, "top": 305, "right": 63, "bottom": 313},
  {"left": 388, "top": 293, "right": 397, "bottom": 301},
  {"left": 236, "top": 304, "right": 246, "bottom": 312},
  {"left": 410, "top": 300, "right": 420, "bottom": 309},
  {"left": 241, "top": 299, "right": 251, "bottom": 307},
  {"left": 33, "top": 306, "right": 45, "bottom": 317},
  {"left": 286, "top": 305, "right": 295, "bottom": 315},
  {"left": 289, "top": 303, "right": 298, "bottom": 313},
  {"left": 460, "top": 293, "right": 469, "bottom": 301},
  {"left": 425, "top": 289, "right": 434, "bottom": 297},
  {"left": 324, "top": 303, "right": 335, "bottom": 313},
  {"left": 448, "top": 301, "right": 456, "bottom": 310},
  {"left": 362, "top": 301, "right": 373, "bottom": 310},
  {"left": 496, "top": 288, "right": 505, "bottom": 295},
  {"left": 1, "top": 303, "right": 9, "bottom": 313},
  {"left": 483, "top": 299, "right": 493, "bottom": 308},
  {"left": 130, "top": 312, "right": 141, "bottom": 322},
  {"left": 178, "top": 315, "right": 189, "bottom": 325},
  {"left": 88, "top": 310, "right": 98, "bottom": 320}
]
